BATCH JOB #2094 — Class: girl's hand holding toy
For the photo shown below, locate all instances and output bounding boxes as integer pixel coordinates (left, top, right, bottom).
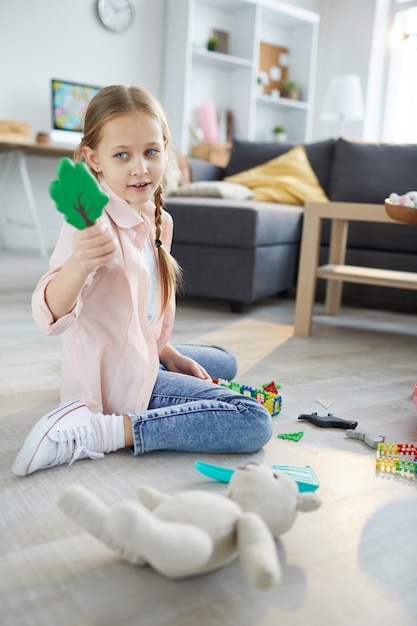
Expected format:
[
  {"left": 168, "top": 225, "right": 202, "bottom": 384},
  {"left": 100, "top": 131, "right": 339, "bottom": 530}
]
[
  {"left": 49, "top": 158, "right": 116, "bottom": 274},
  {"left": 49, "top": 157, "right": 109, "bottom": 228}
]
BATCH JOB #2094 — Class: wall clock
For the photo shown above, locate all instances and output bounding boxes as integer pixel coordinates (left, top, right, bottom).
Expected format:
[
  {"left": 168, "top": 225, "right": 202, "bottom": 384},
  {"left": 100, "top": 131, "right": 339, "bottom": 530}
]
[{"left": 97, "top": 0, "right": 135, "bottom": 33}]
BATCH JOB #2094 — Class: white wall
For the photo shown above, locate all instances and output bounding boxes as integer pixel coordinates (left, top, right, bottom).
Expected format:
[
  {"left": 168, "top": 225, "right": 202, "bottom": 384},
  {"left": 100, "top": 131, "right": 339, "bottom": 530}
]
[
  {"left": 0, "top": 0, "right": 165, "bottom": 252},
  {"left": 0, "top": 0, "right": 165, "bottom": 141},
  {"left": 0, "top": 0, "right": 383, "bottom": 253},
  {"left": 314, "top": 0, "right": 379, "bottom": 139}
]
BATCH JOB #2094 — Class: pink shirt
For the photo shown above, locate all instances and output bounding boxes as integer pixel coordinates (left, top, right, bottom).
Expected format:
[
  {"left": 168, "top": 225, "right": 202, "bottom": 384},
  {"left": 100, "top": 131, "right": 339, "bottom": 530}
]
[{"left": 32, "top": 183, "right": 175, "bottom": 414}]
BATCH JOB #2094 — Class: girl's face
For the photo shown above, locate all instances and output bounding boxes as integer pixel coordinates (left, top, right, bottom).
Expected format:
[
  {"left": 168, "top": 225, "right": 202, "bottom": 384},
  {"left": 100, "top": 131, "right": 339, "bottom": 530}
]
[{"left": 83, "top": 110, "right": 166, "bottom": 213}]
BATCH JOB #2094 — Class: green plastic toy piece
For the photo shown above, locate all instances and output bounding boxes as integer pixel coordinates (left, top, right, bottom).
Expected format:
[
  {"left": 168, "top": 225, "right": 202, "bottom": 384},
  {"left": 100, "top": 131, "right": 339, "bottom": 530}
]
[
  {"left": 277, "top": 431, "right": 304, "bottom": 442},
  {"left": 49, "top": 158, "right": 109, "bottom": 229}
]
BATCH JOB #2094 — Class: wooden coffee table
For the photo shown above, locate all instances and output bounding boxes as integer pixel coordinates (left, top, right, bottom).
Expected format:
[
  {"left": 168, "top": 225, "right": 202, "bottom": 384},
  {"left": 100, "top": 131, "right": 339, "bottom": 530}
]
[{"left": 294, "top": 201, "right": 417, "bottom": 336}]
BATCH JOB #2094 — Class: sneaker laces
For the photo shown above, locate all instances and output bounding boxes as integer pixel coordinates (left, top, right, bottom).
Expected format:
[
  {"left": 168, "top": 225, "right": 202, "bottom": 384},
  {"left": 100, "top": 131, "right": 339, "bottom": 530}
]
[{"left": 56, "top": 425, "right": 105, "bottom": 466}]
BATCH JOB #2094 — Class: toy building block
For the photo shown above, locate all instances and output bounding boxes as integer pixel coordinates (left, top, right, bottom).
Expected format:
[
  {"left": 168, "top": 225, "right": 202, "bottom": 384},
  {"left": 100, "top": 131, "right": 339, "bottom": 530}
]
[
  {"left": 264, "top": 395, "right": 282, "bottom": 416},
  {"left": 277, "top": 432, "right": 304, "bottom": 442},
  {"left": 377, "top": 443, "right": 417, "bottom": 456},
  {"left": 375, "top": 441, "right": 417, "bottom": 478},
  {"left": 263, "top": 381, "right": 281, "bottom": 394},
  {"left": 214, "top": 378, "right": 228, "bottom": 387},
  {"left": 376, "top": 456, "right": 417, "bottom": 476},
  {"left": 255, "top": 390, "right": 266, "bottom": 404},
  {"left": 49, "top": 158, "right": 109, "bottom": 229},
  {"left": 241, "top": 385, "right": 254, "bottom": 397},
  {"left": 212, "top": 379, "right": 282, "bottom": 416}
]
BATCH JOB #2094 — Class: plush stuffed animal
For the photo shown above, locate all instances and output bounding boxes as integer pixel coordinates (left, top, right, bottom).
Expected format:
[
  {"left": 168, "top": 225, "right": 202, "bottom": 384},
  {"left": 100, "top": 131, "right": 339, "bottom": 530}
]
[{"left": 58, "top": 463, "right": 321, "bottom": 590}]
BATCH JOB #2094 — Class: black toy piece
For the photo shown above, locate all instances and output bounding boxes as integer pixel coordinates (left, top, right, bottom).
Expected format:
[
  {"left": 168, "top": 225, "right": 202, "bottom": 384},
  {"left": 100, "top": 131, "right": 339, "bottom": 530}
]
[{"left": 298, "top": 412, "right": 358, "bottom": 430}]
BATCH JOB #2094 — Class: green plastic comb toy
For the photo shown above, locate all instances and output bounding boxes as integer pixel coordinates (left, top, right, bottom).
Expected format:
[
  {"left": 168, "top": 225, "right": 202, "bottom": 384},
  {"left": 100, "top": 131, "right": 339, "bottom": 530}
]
[{"left": 49, "top": 157, "right": 109, "bottom": 229}]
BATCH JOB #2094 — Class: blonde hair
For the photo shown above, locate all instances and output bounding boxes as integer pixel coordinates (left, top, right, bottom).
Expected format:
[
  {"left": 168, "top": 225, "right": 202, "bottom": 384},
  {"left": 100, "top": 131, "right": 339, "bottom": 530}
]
[{"left": 74, "top": 85, "right": 182, "bottom": 312}]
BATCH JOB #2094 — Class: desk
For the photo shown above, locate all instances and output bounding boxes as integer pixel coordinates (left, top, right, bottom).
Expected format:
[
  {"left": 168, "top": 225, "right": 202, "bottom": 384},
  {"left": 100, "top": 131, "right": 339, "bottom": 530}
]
[
  {"left": 0, "top": 142, "right": 73, "bottom": 258},
  {"left": 294, "top": 201, "right": 417, "bottom": 336}
]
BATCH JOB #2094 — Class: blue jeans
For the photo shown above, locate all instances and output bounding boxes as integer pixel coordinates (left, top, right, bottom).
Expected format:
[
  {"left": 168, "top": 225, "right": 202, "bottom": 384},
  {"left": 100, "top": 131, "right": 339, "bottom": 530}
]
[{"left": 127, "top": 344, "right": 272, "bottom": 455}]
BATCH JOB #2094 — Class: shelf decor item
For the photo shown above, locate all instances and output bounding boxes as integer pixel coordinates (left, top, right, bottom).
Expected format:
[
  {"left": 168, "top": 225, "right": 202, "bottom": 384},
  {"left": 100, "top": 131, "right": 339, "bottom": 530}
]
[
  {"left": 196, "top": 103, "right": 220, "bottom": 142},
  {"left": 207, "top": 36, "right": 219, "bottom": 51},
  {"left": 259, "top": 41, "right": 288, "bottom": 95},
  {"left": 163, "top": 0, "right": 320, "bottom": 152},
  {"left": 257, "top": 71, "right": 269, "bottom": 94},
  {"left": 0, "top": 120, "right": 30, "bottom": 143},
  {"left": 273, "top": 125, "right": 287, "bottom": 142},
  {"left": 212, "top": 29, "right": 229, "bottom": 54},
  {"left": 281, "top": 80, "right": 300, "bottom": 100}
]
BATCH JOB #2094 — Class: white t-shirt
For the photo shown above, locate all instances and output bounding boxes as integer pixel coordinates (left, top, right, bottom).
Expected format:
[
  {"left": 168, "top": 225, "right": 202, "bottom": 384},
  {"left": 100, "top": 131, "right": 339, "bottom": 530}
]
[{"left": 140, "top": 235, "right": 158, "bottom": 323}]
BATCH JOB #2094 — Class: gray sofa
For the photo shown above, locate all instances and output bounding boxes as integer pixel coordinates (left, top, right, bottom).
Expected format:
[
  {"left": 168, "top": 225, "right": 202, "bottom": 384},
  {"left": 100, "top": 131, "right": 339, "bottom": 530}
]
[{"left": 165, "top": 138, "right": 417, "bottom": 312}]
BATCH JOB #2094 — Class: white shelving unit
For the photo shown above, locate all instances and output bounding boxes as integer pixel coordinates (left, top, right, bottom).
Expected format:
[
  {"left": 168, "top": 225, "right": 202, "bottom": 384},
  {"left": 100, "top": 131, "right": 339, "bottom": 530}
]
[{"left": 162, "top": 0, "right": 320, "bottom": 153}]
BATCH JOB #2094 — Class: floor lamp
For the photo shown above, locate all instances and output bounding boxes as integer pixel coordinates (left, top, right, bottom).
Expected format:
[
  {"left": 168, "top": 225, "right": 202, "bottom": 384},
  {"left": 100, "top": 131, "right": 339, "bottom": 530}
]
[{"left": 321, "top": 74, "right": 365, "bottom": 136}]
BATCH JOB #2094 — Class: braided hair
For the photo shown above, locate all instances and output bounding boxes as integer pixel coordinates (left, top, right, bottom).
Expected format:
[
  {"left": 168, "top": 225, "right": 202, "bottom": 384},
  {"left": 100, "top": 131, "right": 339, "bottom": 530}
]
[{"left": 74, "top": 85, "right": 182, "bottom": 313}]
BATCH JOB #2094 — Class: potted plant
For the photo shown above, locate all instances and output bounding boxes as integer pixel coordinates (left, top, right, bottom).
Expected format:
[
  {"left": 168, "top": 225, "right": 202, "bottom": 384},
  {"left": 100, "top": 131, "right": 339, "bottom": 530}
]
[
  {"left": 207, "top": 36, "right": 219, "bottom": 52},
  {"left": 273, "top": 125, "right": 287, "bottom": 142},
  {"left": 281, "top": 80, "right": 300, "bottom": 100},
  {"left": 257, "top": 72, "right": 269, "bottom": 94}
]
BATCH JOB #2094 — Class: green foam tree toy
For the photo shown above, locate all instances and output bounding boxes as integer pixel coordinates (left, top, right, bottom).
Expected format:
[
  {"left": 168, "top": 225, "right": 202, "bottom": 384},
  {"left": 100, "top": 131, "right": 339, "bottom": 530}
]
[{"left": 49, "top": 158, "right": 109, "bottom": 229}]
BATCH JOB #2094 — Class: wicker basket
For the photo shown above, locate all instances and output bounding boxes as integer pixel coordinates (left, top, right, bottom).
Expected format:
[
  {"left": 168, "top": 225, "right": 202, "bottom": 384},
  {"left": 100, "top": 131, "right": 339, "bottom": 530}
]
[{"left": 190, "top": 142, "right": 231, "bottom": 168}]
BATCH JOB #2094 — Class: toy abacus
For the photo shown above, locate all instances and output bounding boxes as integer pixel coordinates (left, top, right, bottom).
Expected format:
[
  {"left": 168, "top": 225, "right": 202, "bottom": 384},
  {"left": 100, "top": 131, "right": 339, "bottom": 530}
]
[
  {"left": 213, "top": 379, "right": 282, "bottom": 416},
  {"left": 375, "top": 442, "right": 417, "bottom": 478}
]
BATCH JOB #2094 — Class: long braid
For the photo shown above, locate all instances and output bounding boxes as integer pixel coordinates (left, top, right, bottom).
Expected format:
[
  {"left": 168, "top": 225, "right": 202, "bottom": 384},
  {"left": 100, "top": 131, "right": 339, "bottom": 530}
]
[{"left": 153, "top": 185, "right": 182, "bottom": 312}]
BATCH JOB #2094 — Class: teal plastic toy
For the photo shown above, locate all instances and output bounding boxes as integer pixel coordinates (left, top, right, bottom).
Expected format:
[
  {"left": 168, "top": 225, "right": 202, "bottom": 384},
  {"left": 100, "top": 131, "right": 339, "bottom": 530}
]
[
  {"left": 49, "top": 158, "right": 109, "bottom": 229},
  {"left": 194, "top": 461, "right": 319, "bottom": 492}
]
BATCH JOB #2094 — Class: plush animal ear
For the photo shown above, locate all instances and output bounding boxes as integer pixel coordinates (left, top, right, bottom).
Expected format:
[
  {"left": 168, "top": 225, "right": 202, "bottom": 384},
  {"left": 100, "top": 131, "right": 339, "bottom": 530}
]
[{"left": 296, "top": 492, "right": 321, "bottom": 512}]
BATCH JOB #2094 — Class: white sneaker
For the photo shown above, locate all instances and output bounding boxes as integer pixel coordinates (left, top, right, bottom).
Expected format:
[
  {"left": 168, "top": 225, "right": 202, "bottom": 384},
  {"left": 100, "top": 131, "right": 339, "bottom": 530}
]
[{"left": 12, "top": 401, "right": 106, "bottom": 476}]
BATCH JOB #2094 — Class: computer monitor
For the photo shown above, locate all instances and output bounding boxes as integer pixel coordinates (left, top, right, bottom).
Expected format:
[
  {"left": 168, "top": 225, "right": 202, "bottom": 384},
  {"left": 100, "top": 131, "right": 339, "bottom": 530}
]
[{"left": 50, "top": 79, "right": 101, "bottom": 146}]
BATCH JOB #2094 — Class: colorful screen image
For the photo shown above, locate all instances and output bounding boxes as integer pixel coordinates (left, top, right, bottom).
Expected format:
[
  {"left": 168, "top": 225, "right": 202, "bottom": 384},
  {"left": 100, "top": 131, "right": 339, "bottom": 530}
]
[{"left": 51, "top": 79, "right": 101, "bottom": 133}]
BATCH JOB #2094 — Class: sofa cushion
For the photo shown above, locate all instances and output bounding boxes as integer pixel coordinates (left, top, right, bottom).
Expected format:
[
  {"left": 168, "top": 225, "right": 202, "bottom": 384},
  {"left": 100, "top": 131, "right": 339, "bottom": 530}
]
[
  {"left": 165, "top": 197, "right": 303, "bottom": 248},
  {"left": 172, "top": 242, "right": 300, "bottom": 303},
  {"left": 169, "top": 180, "right": 254, "bottom": 200},
  {"left": 329, "top": 138, "right": 417, "bottom": 203},
  {"left": 224, "top": 146, "right": 328, "bottom": 204},
  {"left": 224, "top": 137, "right": 335, "bottom": 195}
]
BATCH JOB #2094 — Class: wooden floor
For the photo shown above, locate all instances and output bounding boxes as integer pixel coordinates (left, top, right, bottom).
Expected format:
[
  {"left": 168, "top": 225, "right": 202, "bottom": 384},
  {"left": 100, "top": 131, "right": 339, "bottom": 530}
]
[{"left": 1, "top": 251, "right": 417, "bottom": 626}]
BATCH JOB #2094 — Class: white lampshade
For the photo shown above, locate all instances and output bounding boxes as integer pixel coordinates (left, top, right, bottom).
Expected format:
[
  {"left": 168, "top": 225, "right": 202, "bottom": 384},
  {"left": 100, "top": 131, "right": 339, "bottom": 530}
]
[{"left": 321, "top": 74, "right": 364, "bottom": 135}]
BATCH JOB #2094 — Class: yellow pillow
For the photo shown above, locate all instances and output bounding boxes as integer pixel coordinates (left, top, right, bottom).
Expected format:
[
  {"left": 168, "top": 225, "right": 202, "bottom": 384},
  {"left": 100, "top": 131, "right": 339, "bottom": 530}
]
[{"left": 224, "top": 145, "right": 328, "bottom": 205}]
